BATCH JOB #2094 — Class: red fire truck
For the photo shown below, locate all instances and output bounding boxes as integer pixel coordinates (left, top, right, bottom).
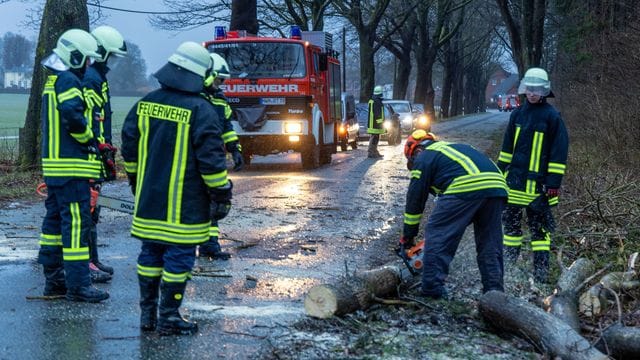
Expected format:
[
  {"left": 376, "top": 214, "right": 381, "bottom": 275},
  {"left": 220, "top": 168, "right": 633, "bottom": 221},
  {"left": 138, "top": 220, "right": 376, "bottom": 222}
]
[{"left": 203, "top": 26, "right": 341, "bottom": 169}]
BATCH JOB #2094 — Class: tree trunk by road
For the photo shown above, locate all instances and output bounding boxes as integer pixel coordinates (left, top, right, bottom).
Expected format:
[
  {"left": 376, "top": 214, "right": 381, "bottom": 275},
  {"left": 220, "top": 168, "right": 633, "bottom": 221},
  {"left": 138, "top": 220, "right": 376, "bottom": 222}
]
[
  {"left": 19, "top": 0, "right": 89, "bottom": 169},
  {"left": 304, "top": 263, "right": 413, "bottom": 318},
  {"left": 231, "top": 0, "right": 258, "bottom": 34},
  {"left": 479, "top": 290, "right": 608, "bottom": 360}
]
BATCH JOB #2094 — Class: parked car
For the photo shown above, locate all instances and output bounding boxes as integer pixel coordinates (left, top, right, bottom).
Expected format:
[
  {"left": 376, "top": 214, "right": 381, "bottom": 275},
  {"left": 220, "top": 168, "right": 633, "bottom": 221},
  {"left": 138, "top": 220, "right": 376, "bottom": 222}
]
[
  {"left": 383, "top": 100, "right": 415, "bottom": 134},
  {"left": 355, "top": 102, "right": 401, "bottom": 145},
  {"left": 338, "top": 93, "right": 359, "bottom": 151}
]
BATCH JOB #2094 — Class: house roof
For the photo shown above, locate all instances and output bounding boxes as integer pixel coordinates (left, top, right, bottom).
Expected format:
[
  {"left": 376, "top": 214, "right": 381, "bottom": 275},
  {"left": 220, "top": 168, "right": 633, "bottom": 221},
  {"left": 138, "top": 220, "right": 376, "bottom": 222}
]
[{"left": 492, "top": 74, "right": 519, "bottom": 96}]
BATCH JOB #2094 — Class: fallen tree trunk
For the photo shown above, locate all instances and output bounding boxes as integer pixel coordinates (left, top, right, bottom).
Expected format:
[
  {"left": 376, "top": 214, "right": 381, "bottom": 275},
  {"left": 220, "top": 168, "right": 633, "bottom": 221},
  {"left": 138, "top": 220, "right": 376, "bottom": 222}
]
[
  {"left": 304, "top": 263, "right": 413, "bottom": 318},
  {"left": 597, "top": 323, "right": 640, "bottom": 359},
  {"left": 479, "top": 290, "right": 608, "bottom": 360},
  {"left": 545, "top": 258, "right": 594, "bottom": 332}
]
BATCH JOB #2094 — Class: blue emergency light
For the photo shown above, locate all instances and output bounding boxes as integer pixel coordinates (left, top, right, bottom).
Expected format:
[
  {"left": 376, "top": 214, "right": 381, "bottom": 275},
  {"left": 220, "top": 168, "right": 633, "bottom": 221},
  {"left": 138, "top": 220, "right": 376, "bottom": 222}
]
[
  {"left": 215, "top": 26, "right": 226, "bottom": 40},
  {"left": 290, "top": 25, "right": 302, "bottom": 40}
]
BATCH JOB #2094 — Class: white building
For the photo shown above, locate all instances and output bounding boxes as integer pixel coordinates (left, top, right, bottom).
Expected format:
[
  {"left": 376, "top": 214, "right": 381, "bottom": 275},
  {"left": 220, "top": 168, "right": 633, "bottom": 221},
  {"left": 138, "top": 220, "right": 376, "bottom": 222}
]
[{"left": 3, "top": 70, "right": 32, "bottom": 89}]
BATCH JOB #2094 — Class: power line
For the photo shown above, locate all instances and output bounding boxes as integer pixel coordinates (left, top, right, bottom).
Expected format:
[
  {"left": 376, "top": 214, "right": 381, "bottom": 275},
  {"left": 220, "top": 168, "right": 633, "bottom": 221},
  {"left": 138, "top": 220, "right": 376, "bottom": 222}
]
[{"left": 86, "top": 2, "right": 199, "bottom": 15}]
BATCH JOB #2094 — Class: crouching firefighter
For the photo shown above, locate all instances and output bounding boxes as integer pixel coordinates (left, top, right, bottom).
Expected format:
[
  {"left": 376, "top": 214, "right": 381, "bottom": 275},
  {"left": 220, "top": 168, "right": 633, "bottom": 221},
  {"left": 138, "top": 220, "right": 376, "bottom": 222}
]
[
  {"left": 121, "top": 42, "right": 232, "bottom": 335},
  {"left": 198, "top": 52, "right": 243, "bottom": 260},
  {"left": 497, "top": 67, "right": 569, "bottom": 283},
  {"left": 401, "top": 130, "right": 508, "bottom": 299},
  {"left": 38, "top": 29, "right": 109, "bottom": 303}
]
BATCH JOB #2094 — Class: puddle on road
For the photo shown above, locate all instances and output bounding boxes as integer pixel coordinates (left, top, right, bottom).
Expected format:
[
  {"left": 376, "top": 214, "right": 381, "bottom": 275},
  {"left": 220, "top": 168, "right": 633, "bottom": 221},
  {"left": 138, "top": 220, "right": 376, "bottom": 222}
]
[{"left": 188, "top": 302, "right": 305, "bottom": 318}]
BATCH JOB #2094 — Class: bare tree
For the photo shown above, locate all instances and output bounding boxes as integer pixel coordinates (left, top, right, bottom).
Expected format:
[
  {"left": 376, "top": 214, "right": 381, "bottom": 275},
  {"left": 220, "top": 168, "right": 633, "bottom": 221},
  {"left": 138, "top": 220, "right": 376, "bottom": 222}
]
[
  {"left": 260, "top": 0, "right": 332, "bottom": 32},
  {"left": 150, "top": 1, "right": 231, "bottom": 32},
  {"left": 18, "top": 0, "right": 89, "bottom": 168},
  {"left": 495, "top": 0, "right": 546, "bottom": 76},
  {"left": 413, "top": 0, "right": 468, "bottom": 117},
  {"left": 231, "top": 0, "right": 258, "bottom": 33},
  {"left": 377, "top": 0, "right": 418, "bottom": 100},
  {"left": 332, "top": 0, "right": 391, "bottom": 102}
]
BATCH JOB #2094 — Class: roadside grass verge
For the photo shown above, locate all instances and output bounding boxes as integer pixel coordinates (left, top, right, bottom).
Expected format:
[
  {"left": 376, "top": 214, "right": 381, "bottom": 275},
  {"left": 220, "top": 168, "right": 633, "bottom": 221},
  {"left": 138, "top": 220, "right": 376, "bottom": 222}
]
[{"left": 0, "top": 161, "right": 41, "bottom": 205}]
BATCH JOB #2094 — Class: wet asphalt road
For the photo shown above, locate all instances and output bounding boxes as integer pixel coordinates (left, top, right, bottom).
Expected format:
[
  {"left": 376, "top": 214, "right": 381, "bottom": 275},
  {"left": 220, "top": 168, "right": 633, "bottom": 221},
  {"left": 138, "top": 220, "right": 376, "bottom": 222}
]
[{"left": 0, "top": 111, "right": 508, "bottom": 359}]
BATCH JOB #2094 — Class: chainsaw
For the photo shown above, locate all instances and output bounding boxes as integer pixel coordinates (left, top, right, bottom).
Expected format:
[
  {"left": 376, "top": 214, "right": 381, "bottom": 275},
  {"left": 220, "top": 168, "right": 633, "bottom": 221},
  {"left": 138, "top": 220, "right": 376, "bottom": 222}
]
[
  {"left": 396, "top": 239, "right": 424, "bottom": 275},
  {"left": 36, "top": 183, "right": 135, "bottom": 214}
]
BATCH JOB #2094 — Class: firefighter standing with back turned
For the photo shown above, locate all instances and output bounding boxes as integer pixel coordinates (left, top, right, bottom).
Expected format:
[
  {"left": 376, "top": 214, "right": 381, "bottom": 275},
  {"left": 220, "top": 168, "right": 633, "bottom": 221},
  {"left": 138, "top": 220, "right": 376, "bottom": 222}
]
[
  {"left": 367, "top": 85, "right": 385, "bottom": 159},
  {"left": 497, "top": 67, "right": 569, "bottom": 283},
  {"left": 401, "top": 130, "right": 508, "bottom": 299},
  {"left": 198, "top": 52, "right": 243, "bottom": 260},
  {"left": 121, "top": 42, "right": 231, "bottom": 336},
  {"left": 38, "top": 29, "right": 109, "bottom": 302},
  {"left": 83, "top": 25, "right": 128, "bottom": 283}
]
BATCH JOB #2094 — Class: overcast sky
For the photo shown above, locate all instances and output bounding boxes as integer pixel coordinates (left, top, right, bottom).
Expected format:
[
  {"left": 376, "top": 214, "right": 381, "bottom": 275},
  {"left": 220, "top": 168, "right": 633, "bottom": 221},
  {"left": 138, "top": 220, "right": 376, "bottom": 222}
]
[{"left": 0, "top": 0, "right": 223, "bottom": 75}]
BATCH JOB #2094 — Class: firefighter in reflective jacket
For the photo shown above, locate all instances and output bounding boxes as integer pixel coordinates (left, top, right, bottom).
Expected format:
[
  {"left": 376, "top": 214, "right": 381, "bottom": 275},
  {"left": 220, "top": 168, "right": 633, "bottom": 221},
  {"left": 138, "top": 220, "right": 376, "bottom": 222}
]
[
  {"left": 83, "top": 25, "right": 128, "bottom": 282},
  {"left": 121, "top": 42, "right": 231, "bottom": 336},
  {"left": 402, "top": 130, "right": 508, "bottom": 299},
  {"left": 367, "top": 85, "right": 384, "bottom": 158},
  {"left": 38, "top": 29, "right": 109, "bottom": 303},
  {"left": 198, "top": 52, "right": 242, "bottom": 260},
  {"left": 497, "top": 67, "right": 569, "bottom": 283}
]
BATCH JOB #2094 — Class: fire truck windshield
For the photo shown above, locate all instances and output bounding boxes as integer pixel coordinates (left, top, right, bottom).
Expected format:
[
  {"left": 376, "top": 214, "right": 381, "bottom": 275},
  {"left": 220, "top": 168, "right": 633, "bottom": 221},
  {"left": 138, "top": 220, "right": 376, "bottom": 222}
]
[{"left": 208, "top": 42, "right": 306, "bottom": 79}]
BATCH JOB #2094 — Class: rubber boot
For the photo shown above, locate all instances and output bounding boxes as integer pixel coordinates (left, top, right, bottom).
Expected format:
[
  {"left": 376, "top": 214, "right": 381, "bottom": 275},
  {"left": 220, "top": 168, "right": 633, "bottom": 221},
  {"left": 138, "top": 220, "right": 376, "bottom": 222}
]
[
  {"left": 43, "top": 266, "right": 67, "bottom": 296},
  {"left": 89, "top": 226, "right": 114, "bottom": 275},
  {"left": 89, "top": 262, "right": 112, "bottom": 283},
  {"left": 533, "top": 251, "right": 550, "bottom": 283},
  {"left": 139, "top": 275, "right": 161, "bottom": 331},
  {"left": 198, "top": 238, "right": 231, "bottom": 260},
  {"left": 503, "top": 246, "right": 520, "bottom": 263},
  {"left": 66, "top": 285, "right": 109, "bottom": 303},
  {"left": 158, "top": 282, "right": 198, "bottom": 336}
]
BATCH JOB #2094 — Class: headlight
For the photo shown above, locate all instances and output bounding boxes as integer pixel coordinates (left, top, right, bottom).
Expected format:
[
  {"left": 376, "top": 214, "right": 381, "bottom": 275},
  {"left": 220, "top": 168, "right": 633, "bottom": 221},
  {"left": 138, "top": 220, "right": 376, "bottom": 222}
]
[
  {"left": 284, "top": 121, "right": 303, "bottom": 134},
  {"left": 383, "top": 120, "right": 392, "bottom": 130},
  {"left": 338, "top": 125, "right": 346, "bottom": 134},
  {"left": 402, "top": 116, "right": 413, "bottom": 125},
  {"left": 417, "top": 115, "right": 428, "bottom": 127}
]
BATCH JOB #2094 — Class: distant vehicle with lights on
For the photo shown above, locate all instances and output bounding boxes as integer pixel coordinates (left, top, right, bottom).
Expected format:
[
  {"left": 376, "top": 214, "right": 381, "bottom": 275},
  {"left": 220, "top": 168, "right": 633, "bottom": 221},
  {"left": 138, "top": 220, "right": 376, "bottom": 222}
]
[
  {"left": 383, "top": 100, "right": 415, "bottom": 134},
  {"left": 354, "top": 102, "right": 401, "bottom": 145},
  {"left": 204, "top": 26, "right": 341, "bottom": 169}
]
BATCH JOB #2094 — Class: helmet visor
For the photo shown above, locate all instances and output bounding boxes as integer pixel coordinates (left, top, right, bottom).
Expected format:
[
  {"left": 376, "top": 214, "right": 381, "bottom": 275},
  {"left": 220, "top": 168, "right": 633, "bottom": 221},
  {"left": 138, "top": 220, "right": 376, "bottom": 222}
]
[{"left": 518, "top": 77, "right": 550, "bottom": 96}]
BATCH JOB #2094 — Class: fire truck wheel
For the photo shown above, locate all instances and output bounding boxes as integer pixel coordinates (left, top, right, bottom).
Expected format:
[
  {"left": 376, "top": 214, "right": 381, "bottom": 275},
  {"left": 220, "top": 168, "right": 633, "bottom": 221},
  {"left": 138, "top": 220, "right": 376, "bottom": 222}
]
[{"left": 301, "top": 144, "right": 320, "bottom": 169}]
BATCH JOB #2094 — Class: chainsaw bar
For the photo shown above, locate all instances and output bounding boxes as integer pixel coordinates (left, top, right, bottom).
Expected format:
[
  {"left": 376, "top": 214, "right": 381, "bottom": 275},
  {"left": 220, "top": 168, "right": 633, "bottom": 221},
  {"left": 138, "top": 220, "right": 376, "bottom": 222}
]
[{"left": 96, "top": 195, "right": 135, "bottom": 214}]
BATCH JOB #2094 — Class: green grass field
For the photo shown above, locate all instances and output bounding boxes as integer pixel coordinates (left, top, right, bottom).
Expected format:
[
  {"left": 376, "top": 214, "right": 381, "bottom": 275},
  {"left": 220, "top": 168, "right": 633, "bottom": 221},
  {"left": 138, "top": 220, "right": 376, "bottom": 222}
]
[{"left": 0, "top": 93, "right": 140, "bottom": 160}]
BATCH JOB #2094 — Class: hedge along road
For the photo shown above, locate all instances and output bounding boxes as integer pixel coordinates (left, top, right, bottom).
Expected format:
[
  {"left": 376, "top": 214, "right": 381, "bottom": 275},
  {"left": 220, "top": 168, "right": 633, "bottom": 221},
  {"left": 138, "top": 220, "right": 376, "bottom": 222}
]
[{"left": 0, "top": 110, "right": 509, "bottom": 359}]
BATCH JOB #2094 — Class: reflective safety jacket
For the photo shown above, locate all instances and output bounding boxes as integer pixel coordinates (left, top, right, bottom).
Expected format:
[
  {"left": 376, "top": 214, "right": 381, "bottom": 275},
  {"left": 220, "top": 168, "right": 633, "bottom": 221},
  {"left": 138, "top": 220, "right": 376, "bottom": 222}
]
[
  {"left": 497, "top": 99, "right": 568, "bottom": 207},
  {"left": 403, "top": 141, "right": 508, "bottom": 238},
  {"left": 83, "top": 63, "right": 113, "bottom": 144},
  {"left": 121, "top": 88, "right": 228, "bottom": 246},
  {"left": 367, "top": 95, "right": 385, "bottom": 134},
  {"left": 41, "top": 70, "right": 101, "bottom": 186},
  {"left": 203, "top": 88, "right": 239, "bottom": 152}
]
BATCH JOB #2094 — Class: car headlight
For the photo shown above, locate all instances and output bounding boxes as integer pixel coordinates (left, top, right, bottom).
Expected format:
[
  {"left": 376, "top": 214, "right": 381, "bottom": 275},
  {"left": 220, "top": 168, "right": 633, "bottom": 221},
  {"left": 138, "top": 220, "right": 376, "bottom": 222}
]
[
  {"left": 402, "top": 116, "right": 413, "bottom": 125},
  {"left": 383, "top": 120, "right": 392, "bottom": 130},
  {"left": 417, "top": 115, "right": 429, "bottom": 127},
  {"left": 284, "top": 121, "right": 303, "bottom": 134}
]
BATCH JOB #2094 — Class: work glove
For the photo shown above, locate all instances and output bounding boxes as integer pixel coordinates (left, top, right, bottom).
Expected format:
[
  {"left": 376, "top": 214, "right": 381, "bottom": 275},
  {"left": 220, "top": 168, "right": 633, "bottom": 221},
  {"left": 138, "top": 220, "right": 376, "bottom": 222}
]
[
  {"left": 127, "top": 173, "right": 137, "bottom": 196},
  {"left": 546, "top": 187, "right": 560, "bottom": 198},
  {"left": 231, "top": 150, "right": 244, "bottom": 172},
  {"left": 98, "top": 143, "right": 118, "bottom": 181},
  {"left": 210, "top": 180, "right": 233, "bottom": 221}
]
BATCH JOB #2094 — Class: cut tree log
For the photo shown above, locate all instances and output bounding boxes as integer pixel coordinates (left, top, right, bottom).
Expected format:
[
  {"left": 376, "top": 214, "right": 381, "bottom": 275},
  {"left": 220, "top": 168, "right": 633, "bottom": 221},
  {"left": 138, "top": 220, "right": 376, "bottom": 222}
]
[
  {"left": 479, "top": 290, "right": 608, "bottom": 360},
  {"left": 597, "top": 323, "right": 640, "bottom": 359},
  {"left": 304, "top": 263, "right": 413, "bottom": 319},
  {"left": 544, "top": 258, "right": 594, "bottom": 332}
]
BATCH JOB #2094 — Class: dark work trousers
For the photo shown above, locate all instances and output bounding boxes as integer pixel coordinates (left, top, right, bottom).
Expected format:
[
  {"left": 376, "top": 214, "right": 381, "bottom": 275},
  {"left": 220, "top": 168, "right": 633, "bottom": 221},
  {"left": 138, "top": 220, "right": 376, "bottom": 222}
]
[
  {"left": 368, "top": 134, "right": 380, "bottom": 155},
  {"left": 38, "top": 180, "right": 92, "bottom": 288},
  {"left": 137, "top": 241, "right": 197, "bottom": 283},
  {"left": 422, "top": 195, "right": 506, "bottom": 297},
  {"left": 502, "top": 205, "right": 550, "bottom": 251}
]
